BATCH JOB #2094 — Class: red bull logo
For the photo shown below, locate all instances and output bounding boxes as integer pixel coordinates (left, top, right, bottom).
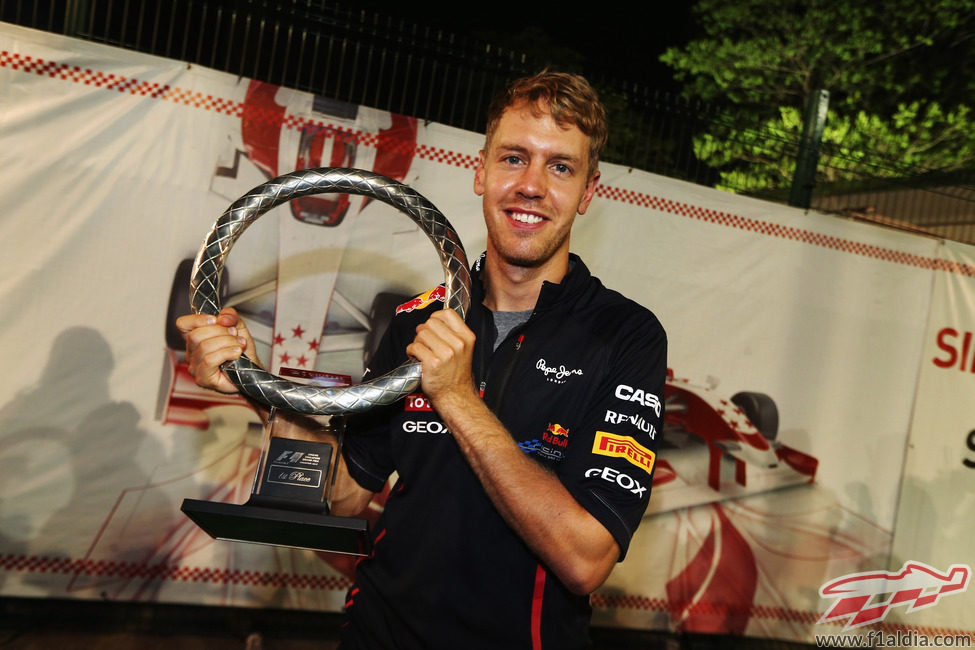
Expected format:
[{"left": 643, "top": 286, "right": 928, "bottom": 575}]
[
  {"left": 396, "top": 285, "right": 446, "bottom": 314},
  {"left": 547, "top": 423, "right": 569, "bottom": 437},
  {"left": 542, "top": 423, "right": 569, "bottom": 448}
]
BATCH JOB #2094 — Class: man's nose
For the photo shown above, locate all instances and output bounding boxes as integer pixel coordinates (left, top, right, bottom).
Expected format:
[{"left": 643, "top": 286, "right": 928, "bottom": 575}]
[{"left": 516, "top": 162, "right": 546, "bottom": 200}]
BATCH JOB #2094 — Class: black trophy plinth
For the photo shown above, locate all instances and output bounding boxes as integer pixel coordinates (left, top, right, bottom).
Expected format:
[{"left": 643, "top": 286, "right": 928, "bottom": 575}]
[
  {"left": 181, "top": 401, "right": 371, "bottom": 556},
  {"left": 180, "top": 498, "right": 369, "bottom": 555}
]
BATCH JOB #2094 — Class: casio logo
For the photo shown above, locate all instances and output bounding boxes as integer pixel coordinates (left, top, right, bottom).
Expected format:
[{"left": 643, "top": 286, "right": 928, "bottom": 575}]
[{"left": 614, "top": 384, "right": 661, "bottom": 417}]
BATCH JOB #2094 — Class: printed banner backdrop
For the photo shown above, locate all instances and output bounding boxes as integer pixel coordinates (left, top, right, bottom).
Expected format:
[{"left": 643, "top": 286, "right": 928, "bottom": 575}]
[
  {"left": 0, "top": 22, "right": 971, "bottom": 643},
  {"left": 890, "top": 239, "right": 975, "bottom": 633}
]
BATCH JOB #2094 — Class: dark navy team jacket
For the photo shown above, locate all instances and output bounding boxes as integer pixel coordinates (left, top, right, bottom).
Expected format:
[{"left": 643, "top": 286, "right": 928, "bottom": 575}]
[{"left": 341, "top": 254, "right": 667, "bottom": 650}]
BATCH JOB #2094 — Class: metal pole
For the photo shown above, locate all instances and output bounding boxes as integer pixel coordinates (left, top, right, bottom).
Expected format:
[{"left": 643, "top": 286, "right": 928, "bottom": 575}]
[
  {"left": 789, "top": 89, "right": 830, "bottom": 209},
  {"left": 64, "top": 0, "right": 91, "bottom": 37}
]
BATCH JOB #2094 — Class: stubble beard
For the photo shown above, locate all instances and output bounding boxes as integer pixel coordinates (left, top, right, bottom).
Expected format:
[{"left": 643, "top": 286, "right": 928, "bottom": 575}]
[{"left": 488, "top": 226, "right": 570, "bottom": 269}]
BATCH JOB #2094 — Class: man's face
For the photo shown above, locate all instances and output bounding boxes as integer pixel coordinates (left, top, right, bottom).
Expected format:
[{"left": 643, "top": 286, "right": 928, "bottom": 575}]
[{"left": 474, "top": 101, "right": 600, "bottom": 269}]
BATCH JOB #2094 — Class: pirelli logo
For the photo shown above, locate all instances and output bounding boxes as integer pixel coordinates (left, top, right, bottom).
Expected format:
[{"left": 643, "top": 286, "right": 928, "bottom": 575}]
[{"left": 592, "top": 432, "right": 655, "bottom": 476}]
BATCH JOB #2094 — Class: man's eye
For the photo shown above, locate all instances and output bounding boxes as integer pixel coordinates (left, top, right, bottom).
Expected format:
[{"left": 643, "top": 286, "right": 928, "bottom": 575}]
[
  {"left": 504, "top": 155, "right": 522, "bottom": 165},
  {"left": 552, "top": 163, "right": 571, "bottom": 174}
]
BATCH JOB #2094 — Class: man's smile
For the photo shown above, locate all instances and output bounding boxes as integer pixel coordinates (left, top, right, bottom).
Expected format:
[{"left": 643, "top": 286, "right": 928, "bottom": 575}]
[{"left": 507, "top": 210, "right": 546, "bottom": 226}]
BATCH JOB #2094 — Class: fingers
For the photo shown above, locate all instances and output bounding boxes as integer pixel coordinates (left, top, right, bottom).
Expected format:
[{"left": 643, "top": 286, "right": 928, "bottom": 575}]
[
  {"left": 176, "top": 307, "right": 259, "bottom": 394},
  {"left": 406, "top": 310, "right": 476, "bottom": 404},
  {"left": 223, "top": 309, "right": 260, "bottom": 362},
  {"left": 407, "top": 311, "right": 472, "bottom": 363},
  {"left": 175, "top": 307, "right": 240, "bottom": 336}
]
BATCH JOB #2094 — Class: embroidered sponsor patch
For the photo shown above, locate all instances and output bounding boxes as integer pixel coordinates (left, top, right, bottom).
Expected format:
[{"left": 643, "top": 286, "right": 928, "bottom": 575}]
[
  {"left": 404, "top": 393, "right": 433, "bottom": 411},
  {"left": 592, "top": 431, "right": 655, "bottom": 475},
  {"left": 535, "top": 358, "right": 584, "bottom": 384},
  {"left": 396, "top": 285, "right": 446, "bottom": 314}
]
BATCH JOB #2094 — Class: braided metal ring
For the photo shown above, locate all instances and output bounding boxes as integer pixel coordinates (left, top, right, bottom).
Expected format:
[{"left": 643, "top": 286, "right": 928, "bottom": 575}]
[{"left": 191, "top": 167, "right": 471, "bottom": 415}]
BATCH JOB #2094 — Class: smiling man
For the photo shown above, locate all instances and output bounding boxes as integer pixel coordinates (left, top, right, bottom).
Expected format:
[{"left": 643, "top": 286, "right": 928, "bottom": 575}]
[
  {"left": 178, "top": 71, "right": 667, "bottom": 649},
  {"left": 475, "top": 93, "right": 599, "bottom": 281}
]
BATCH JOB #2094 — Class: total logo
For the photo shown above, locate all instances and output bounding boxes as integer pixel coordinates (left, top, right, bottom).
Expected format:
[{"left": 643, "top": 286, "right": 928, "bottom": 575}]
[
  {"left": 405, "top": 393, "right": 433, "bottom": 411},
  {"left": 402, "top": 420, "right": 451, "bottom": 435},
  {"left": 585, "top": 466, "right": 647, "bottom": 496},
  {"left": 604, "top": 409, "right": 656, "bottom": 439},
  {"left": 614, "top": 384, "right": 661, "bottom": 417}
]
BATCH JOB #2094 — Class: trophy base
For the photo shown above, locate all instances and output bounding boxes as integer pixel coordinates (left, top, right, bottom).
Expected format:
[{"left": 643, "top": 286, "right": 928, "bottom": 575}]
[{"left": 181, "top": 498, "right": 371, "bottom": 556}]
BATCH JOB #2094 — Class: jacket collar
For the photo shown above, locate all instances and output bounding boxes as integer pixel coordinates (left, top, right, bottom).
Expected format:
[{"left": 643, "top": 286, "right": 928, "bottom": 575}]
[{"left": 471, "top": 252, "right": 591, "bottom": 315}]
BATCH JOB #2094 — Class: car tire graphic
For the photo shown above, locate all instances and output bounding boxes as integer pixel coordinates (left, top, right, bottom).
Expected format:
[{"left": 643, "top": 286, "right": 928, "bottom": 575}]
[
  {"left": 363, "top": 292, "right": 409, "bottom": 369},
  {"left": 731, "top": 391, "right": 779, "bottom": 441}
]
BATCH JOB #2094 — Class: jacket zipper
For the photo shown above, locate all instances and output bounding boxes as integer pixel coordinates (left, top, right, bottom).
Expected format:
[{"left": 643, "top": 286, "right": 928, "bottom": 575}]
[{"left": 482, "top": 333, "right": 524, "bottom": 414}]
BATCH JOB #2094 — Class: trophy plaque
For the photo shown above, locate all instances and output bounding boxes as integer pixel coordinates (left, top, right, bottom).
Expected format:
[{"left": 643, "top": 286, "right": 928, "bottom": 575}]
[
  {"left": 180, "top": 168, "right": 471, "bottom": 556},
  {"left": 181, "top": 370, "right": 370, "bottom": 555}
]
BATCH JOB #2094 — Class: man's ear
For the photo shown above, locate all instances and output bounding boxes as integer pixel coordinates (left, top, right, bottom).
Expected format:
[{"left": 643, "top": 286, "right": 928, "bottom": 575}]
[
  {"left": 473, "top": 150, "right": 486, "bottom": 196},
  {"left": 577, "top": 170, "right": 601, "bottom": 215}
]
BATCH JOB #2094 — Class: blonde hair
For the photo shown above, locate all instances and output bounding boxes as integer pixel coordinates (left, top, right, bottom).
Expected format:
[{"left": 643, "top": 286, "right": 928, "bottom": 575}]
[{"left": 485, "top": 71, "right": 608, "bottom": 178}]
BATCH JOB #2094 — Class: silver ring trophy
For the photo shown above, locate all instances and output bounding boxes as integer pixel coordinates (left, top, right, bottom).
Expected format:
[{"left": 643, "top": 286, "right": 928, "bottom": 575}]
[{"left": 181, "top": 167, "right": 471, "bottom": 555}]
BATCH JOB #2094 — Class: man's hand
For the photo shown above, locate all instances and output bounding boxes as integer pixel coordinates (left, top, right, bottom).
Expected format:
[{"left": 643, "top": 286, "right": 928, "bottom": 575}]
[
  {"left": 405, "top": 309, "right": 618, "bottom": 594},
  {"left": 405, "top": 309, "right": 479, "bottom": 411},
  {"left": 175, "top": 307, "right": 261, "bottom": 394}
]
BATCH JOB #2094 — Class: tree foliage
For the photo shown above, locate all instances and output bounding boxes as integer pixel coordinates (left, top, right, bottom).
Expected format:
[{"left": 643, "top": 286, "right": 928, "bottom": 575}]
[
  {"left": 660, "top": 0, "right": 975, "bottom": 191},
  {"left": 698, "top": 102, "right": 975, "bottom": 192}
]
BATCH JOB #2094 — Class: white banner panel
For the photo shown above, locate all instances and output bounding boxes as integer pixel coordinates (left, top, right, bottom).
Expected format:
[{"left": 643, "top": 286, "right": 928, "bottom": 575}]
[
  {"left": 1, "top": 22, "right": 971, "bottom": 643},
  {"left": 890, "top": 239, "right": 975, "bottom": 633}
]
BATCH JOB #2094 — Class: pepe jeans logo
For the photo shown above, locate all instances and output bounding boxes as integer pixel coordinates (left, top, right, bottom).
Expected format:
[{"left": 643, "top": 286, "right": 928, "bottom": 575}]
[
  {"left": 818, "top": 561, "right": 970, "bottom": 629},
  {"left": 535, "top": 358, "right": 583, "bottom": 384}
]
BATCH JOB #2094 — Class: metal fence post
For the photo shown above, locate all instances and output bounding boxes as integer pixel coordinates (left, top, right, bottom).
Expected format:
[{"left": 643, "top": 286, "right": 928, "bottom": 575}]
[
  {"left": 64, "top": 0, "right": 90, "bottom": 38},
  {"left": 788, "top": 89, "right": 830, "bottom": 209}
]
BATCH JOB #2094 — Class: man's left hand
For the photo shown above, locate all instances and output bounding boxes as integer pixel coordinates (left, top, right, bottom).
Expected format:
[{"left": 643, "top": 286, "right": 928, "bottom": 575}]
[{"left": 405, "top": 309, "right": 478, "bottom": 410}]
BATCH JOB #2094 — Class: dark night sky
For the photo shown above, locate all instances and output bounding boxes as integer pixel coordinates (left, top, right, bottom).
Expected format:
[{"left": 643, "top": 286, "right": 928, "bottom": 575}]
[{"left": 354, "top": 1, "right": 694, "bottom": 90}]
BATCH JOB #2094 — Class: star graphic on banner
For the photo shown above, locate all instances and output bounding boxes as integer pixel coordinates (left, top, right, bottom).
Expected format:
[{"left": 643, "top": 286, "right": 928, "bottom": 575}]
[
  {"left": 724, "top": 408, "right": 752, "bottom": 433},
  {"left": 292, "top": 324, "right": 305, "bottom": 339},
  {"left": 297, "top": 355, "right": 308, "bottom": 367},
  {"left": 308, "top": 339, "right": 320, "bottom": 351},
  {"left": 279, "top": 352, "right": 291, "bottom": 365},
  {"left": 273, "top": 332, "right": 286, "bottom": 346}
]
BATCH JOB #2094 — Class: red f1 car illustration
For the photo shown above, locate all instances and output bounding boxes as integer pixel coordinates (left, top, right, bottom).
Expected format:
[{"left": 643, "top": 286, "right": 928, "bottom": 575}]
[{"left": 648, "top": 369, "right": 818, "bottom": 516}]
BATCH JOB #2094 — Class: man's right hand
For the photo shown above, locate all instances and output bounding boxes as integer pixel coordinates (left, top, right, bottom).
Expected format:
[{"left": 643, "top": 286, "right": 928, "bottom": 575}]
[
  {"left": 175, "top": 307, "right": 261, "bottom": 394},
  {"left": 177, "top": 307, "right": 378, "bottom": 515}
]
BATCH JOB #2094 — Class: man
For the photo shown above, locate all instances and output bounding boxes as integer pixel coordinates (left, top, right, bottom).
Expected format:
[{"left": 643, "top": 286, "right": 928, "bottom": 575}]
[{"left": 178, "top": 71, "right": 666, "bottom": 649}]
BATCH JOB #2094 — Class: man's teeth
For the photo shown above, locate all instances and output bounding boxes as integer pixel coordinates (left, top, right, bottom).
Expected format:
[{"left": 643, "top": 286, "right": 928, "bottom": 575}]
[{"left": 510, "top": 212, "right": 543, "bottom": 224}]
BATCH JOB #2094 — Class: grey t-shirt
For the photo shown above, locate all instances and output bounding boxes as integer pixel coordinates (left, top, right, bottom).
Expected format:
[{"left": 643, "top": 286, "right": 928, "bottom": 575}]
[{"left": 492, "top": 309, "right": 532, "bottom": 351}]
